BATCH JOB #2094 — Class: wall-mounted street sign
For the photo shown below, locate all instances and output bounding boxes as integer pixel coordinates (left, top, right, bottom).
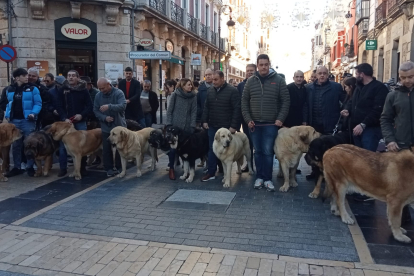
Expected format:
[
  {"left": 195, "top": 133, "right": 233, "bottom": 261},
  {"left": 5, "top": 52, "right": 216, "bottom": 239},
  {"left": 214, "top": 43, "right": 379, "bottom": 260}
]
[
  {"left": 366, "top": 40, "right": 377, "bottom": 50},
  {"left": 137, "top": 38, "right": 154, "bottom": 47},
  {"left": 0, "top": 44, "right": 17, "bottom": 62},
  {"left": 129, "top": 51, "right": 171, "bottom": 59}
]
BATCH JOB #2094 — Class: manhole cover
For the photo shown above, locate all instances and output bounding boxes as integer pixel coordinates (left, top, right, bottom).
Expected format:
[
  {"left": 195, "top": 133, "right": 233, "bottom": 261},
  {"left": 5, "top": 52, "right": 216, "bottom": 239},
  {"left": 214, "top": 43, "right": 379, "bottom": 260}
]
[{"left": 161, "top": 190, "right": 236, "bottom": 212}]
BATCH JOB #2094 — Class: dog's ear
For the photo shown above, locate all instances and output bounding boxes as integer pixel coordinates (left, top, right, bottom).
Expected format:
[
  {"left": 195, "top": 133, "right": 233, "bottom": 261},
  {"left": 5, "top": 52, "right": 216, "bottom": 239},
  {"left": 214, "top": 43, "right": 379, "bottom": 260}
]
[
  {"left": 299, "top": 130, "right": 310, "bottom": 144},
  {"left": 214, "top": 131, "right": 220, "bottom": 141},
  {"left": 228, "top": 132, "right": 233, "bottom": 141},
  {"left": 120, "top": 129, "right": 127, "bottom": 142}
]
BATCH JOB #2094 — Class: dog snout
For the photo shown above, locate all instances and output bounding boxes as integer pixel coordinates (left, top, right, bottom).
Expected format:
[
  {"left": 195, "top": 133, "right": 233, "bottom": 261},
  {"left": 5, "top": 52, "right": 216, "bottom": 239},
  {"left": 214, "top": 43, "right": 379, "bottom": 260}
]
[{"left": 225, "top": 140, "right": 230, "bottom": 146}]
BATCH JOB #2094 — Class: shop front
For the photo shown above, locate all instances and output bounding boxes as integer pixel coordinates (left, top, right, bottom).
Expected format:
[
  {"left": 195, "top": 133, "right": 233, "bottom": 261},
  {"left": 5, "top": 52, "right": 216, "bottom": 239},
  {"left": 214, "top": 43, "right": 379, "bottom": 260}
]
[{"left": 54, "top": 17, "right": 97, "bottom": 82}]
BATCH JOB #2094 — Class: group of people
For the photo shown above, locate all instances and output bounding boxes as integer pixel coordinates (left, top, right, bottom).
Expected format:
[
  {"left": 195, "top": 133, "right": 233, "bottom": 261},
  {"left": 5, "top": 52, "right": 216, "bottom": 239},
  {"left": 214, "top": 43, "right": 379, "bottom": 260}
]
[
  {"left": 1, "top": 55, "right": 414, "bottom": 194},
  {"left": 0, "top": 66, "right": 159, "bottom": 178}
]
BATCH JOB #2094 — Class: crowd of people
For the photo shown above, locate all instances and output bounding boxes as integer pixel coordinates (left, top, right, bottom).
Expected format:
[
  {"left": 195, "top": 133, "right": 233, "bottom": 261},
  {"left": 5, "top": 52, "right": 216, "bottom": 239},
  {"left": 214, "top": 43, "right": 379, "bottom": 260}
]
[{"left": 1, "top": 55, "right": 414, "bottom": 201}]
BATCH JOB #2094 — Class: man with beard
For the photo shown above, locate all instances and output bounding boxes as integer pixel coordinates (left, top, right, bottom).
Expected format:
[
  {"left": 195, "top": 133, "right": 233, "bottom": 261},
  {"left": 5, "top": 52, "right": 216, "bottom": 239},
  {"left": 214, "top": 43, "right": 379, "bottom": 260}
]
[
  {"left": 341, "top": 63, "right": 388, "bottom": 152},
  {"left": 56, "top": 70, "right": 93, "bottom": 177},
  {"left": 0, "top": 68, "right": 42, "bottom": 177},
  {"left": 28, "top": 67, "right": 54, "bottom": 129}
]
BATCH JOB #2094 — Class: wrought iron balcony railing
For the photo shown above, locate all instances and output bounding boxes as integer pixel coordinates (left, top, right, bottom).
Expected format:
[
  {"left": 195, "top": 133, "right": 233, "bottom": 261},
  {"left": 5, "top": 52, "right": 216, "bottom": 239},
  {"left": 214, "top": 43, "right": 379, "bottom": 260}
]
[
  {"left": 149, "top": 0, "right": 166, "bottom": 16},
  {"left": 375, "top": 1, "right": 387, "bottom": 28},
  {"left": 171, "top": 1, "right": 184, "bottom": 25},
  {"left": 200, "top": 24, "right": 208, "bottom": 40},
  {"left": 211, "top": 30, "right": 217, "bottom": 45},
  {"left": 187, "top": 14, "right": 197, "bottom": 33}
]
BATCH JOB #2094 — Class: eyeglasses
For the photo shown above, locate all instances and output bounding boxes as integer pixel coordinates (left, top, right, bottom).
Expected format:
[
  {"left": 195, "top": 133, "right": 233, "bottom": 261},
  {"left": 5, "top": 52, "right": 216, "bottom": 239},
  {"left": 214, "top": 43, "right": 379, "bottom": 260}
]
[{"left": 43, "top": 80, "right": 51, "bottom": 83}]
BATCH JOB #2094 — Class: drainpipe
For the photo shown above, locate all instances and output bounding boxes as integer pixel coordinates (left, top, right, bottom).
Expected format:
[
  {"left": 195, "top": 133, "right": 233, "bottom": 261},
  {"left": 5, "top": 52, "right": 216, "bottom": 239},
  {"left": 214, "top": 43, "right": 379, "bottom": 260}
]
[
  {"left": 131, "top": 0, "right": 137, "bottom": 74},
  {"left": 7, "top": 0, "right": 12, "bottom": 46}
]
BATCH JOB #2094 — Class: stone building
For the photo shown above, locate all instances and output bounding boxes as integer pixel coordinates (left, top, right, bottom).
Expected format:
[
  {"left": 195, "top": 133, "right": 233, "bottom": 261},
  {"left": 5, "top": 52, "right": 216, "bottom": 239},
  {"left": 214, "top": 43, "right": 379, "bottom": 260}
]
[
  {"left": 0, "top": 0, "right": 228, "bottom": 91},
  {"left": 356, "top": 0, "right": 414, "bottom": 82}
]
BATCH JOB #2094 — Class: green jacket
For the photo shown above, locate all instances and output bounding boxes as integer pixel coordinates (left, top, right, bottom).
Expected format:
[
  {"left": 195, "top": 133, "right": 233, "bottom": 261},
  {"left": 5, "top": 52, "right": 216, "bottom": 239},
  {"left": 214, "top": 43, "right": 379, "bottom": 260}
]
[
  {"left": 241, "top": 70, "right": 290, "bottom": 124},
  {"left": 380, "top": 85, "right": 414, "bottom": 148}
]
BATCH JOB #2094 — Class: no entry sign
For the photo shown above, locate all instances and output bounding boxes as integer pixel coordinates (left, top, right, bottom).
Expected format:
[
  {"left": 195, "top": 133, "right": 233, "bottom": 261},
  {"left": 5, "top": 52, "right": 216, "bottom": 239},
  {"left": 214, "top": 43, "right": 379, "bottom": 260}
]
[{"left": 0, "top": 45, "right": 17, "bottom": 63}]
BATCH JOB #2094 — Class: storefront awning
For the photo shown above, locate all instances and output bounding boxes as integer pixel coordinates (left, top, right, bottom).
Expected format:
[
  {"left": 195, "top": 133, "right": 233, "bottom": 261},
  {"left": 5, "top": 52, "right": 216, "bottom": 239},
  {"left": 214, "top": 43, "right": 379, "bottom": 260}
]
[{"left": 169, "top": 55, "right": 184, "bottom": 65}]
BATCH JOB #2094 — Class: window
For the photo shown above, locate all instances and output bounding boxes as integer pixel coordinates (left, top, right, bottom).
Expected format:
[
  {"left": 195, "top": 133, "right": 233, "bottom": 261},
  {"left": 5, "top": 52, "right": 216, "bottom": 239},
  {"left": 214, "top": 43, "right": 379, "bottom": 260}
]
[
  {"left": 182, "top": 0, "right": 188, "bottom": 9},
  {"left": 214, "top": 12, "right": 218, "bottom": 32},
  {"left": 194, "top": 0, "right": 200, "bottom": 18},
  {"left": 206, "top": 4, "right": 210, "bottom": 26}
]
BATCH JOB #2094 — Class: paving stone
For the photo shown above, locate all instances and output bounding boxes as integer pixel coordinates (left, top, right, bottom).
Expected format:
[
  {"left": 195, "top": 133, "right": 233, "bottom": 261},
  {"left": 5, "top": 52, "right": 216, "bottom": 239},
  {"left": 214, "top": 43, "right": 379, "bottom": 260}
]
[
  {"left": 176, "top": 251, "right": 192, "bottom": 261},
  {"left": 62, "top": 260, "right": 83, "bottom": 272},
  {"left": 298, "top": 263, "right": 309, "bottom": 275},
  {"left": 98, "top": 244, "right": 127, "bottom": 265},
  {"left": 271, "top": 260, "right": 285, "bottom": 273},
  {"left": 110, "top": 261, "right": 133, "bottom": 276},
  {"left": 178, "top": 252, "right": 202, "bottom": 274},
  {"left": 230, "top": 256, "right": 248, "bottom": 276},
  {"left": 258, "top": 259, "right": 273, "bottom": 276},
  {"left": 246, "top": 258, "right": 260, "bottom": 270},
  {"left": 206, "top": 254, "right": 225, "bottom": 273},
  {"left": 199, "top": 253, "right": 213, "bottom": 264},
  {"left": 128, "top": 261, "right": 146, "bottom": 274},
  {"left": 126, "top": 246, "right": 149, "bottom": 262},
  {"left": 217, "top": 265, "right": 233, "bottom": 276},
  {"left": 85, "top": 263, "right": 106, "bottom": 276},
  {"left": 190, "top": 262, "right": 208, "bottom": 276},
  {"left": 244, "top": 269, "right": 258, "bottom": 276},
  {"left": 349, "top": 269, "right": 364, "bottom": 276},
  {"left": 154, "top": 249, "right": 180, "bottom": 272},
  {"left": 97, "top": 260, "right": 119, "bottom": 276},
  {"left": 136, "top": 257, "right": 161, "bottom": 276},
  {"left": 73, "top": 251, "right": 108, "bottom": 274}
]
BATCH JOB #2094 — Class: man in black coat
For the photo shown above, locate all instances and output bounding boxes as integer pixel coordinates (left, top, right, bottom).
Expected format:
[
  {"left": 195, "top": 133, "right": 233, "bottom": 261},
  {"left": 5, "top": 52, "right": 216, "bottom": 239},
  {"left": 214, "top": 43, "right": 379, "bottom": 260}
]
[
  {"left": 341, "top": 63, "right": 388, "bottom": 152},
  {"left": 141, "top": 80, "right": 159, "bottom": 127},
  {"left": 118, "top": 67, "right": 145, "bottom": 127}
]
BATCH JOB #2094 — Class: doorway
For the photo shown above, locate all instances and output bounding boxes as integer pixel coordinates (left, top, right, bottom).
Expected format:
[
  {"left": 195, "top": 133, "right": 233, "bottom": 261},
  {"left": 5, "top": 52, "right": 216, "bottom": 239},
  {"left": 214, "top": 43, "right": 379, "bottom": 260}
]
[{"left": 56, "top": 44, "right": 97, "bottom": 83}]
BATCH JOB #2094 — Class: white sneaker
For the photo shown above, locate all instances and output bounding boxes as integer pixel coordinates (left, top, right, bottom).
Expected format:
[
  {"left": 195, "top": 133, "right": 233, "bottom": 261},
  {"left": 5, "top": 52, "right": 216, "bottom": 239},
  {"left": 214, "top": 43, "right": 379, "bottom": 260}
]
[
  {"left": 254, "top": 178, "right": 264, "bottom": 189},
  {"left": 264, "top": 180, "right": 275, "bottom": 191}
]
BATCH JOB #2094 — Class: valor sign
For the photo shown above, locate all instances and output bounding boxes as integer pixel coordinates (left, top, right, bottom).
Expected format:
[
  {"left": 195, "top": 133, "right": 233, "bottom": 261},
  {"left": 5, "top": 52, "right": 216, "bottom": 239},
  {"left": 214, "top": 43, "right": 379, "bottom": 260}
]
[
  {"left": 61, "top": 23, "right": 91, "bottom": 40},
  {"left": 138, "top": 38, "right": 154, "bottom": 47}
]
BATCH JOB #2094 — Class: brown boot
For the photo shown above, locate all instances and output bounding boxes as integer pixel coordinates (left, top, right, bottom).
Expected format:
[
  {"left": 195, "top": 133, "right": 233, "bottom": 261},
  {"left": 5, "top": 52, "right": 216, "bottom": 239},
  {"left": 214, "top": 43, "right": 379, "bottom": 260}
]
[{"left": 169, "top": 169, "right": 176, "bottom": 180}]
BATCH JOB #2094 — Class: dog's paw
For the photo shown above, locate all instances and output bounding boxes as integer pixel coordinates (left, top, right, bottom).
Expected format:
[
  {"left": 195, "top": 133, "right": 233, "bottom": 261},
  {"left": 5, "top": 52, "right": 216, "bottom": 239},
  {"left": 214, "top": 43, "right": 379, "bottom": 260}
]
[
  {"left": 308, "top": 192, "right": 319, "bottom": 199},
  {"left": 186, "top": 177, "right": 194, "bottom": 183},
  {"left": 75, "top": 175, "right": 82, "bottom": 180},
  {"left": 34, "top": 172, "right": 42, "bottom": 177},
  {"left": 179, "top": 175, "right": 187, "bottom": 180},
  {"left": 341, "top": 215, "right": 354, "bottom": 225},
  {"left": 43, "top": 171, "right": 49, "bottom": 177},
  {"left": 222, "top": 178, "right": 225, "bottom": 183},
  {"left": 279, "top": 184, "right": 290, "bottom": 192},
  {"left": 223, "top": 182, "right": 230, "bottom": 188},
  {"left": 248, "top": 170, "right": 254, "bottom": 175},
  {"left": 401, "top": 227, "right": 407, "bottom": 234},
  {"left": 290, "top": 181, "right": 298, "bottom": 187},
  {"left": 394, "top": 234, "right": 411, "bottom": 243},
  {"left": 136, "top": 171, "right": 142, "bottom": 178},
  {"left": 69, "top": 173, "right": 75, "bottom": 177},
  {"left": 118, "top": 172, "right": 126, "bottom": 178},
  {"left": 0, "top": 177, "right": 8, "bottom": 182}
]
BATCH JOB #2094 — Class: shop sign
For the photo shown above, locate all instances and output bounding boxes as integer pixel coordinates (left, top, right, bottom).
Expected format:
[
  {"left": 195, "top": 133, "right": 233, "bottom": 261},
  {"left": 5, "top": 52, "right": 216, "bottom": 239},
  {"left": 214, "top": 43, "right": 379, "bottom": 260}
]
[
  {"left": 104, "top": 63, "right": 123, "bottom": 81},
  {"left": 166, "top": 41, "right": 174, "bottom": 53},
  {"left": 61, "top": 23, "right": 91, "bottom": 40},
  {"left": 27, "top": 60, "right": 48, "bottom": 78},
  {"left": 366, "top": 40, "right": 377, "bottom": 50},
  {"left": 129, "top": 51, "right": 171, "bottom": 59},
  {"left": 190, "top": 54, "right": 202, "bottom": 66},
  {"left": 138, "top": 38, "right": 154, "bottom": 47}
]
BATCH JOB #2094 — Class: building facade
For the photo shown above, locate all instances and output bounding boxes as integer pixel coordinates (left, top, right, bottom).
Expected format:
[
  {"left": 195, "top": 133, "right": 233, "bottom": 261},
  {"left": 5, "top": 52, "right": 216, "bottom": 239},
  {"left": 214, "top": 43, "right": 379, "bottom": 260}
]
[{"left": 0, "top": 0, "right": 228, "bottom": 91}]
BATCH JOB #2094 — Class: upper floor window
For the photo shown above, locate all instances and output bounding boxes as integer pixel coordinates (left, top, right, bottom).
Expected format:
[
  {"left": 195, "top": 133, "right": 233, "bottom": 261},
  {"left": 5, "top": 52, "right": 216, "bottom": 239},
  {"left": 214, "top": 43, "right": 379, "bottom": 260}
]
[
  {"left": 355, "top": 0, "right": 370, "bottom": 24},
  {"left": 182, "top": 0, "right": 188, "bottom": 10},
  {"left": 206, "top": 4, "right": 210, "bottom": 26}
]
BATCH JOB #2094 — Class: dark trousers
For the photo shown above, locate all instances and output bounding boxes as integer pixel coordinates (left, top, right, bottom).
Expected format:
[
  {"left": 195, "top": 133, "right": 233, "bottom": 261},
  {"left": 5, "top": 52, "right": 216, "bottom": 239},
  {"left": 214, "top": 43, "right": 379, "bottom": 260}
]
[
  {"left": 102, "top": 132, "right": 121, "bottom": 171},
  {"left": 353, "top": 126, "right": 382, "bottom": 152},
  {"left": 241, "top": 121, "right": 254, "bottom": 166},
  {"left": 207, "top": 127, "right": 220, "bottom": 175}
]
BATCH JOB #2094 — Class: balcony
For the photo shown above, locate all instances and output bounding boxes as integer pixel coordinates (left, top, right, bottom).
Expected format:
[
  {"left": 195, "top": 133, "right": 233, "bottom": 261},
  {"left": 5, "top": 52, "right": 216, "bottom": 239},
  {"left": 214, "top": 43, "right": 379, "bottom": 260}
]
[
  {"left": 375, "top": 1, "right": 387, "bottom": 29},
  {"left": 187, "top": 14, "right": 197, "bottom": 33},
  {"left": 358, "top": 18, "right": 369, "bottom": 42},
  {"left": 200, "top": 24, "right": 208, "bottom": 40},
  {"left": 355, "top": 0, "right": 370, "bottom": 25},
  {"left": 171, "top": 1, "right": 184, "bottom": 26},
  {"left": 387, "top": 0, "right": 404, "bottom": 19},
  {"left": 149, "top": 0, "right": 166, "bottom": 16},
  {"left": 211, "top": 30, "right": 217, "bottom": 45}
]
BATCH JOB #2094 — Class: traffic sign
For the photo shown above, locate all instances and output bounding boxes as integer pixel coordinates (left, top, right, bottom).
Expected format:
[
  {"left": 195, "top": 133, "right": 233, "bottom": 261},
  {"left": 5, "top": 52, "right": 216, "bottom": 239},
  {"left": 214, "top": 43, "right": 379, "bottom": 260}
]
[
  {"left": 366, "top": 40, "right": 377, "bottom": 50},
  {"left": 0, "top": 45, "right": 17, "bottom": 62},
  {"left": 129, "top": 51, "right": 171, "bottom": 60}
]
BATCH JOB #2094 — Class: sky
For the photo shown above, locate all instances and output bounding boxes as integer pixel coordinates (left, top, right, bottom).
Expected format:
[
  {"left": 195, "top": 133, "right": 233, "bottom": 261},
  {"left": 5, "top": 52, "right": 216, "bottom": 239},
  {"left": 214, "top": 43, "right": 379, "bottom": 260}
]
[{"left": 253, "top": 0, "right": 329, "bottom": 77}]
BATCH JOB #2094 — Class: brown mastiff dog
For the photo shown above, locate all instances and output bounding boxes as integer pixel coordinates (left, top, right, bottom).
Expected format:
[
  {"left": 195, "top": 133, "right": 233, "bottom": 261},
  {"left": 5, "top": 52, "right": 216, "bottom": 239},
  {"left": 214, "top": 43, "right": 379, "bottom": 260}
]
[
  {"left": 323, "top": 144, "right": 414, "bottom": 243},
  {"left": 24, "top": 127, "right": 59, "bottom": 177},
  {"left": 0, "top": 120, "right": 23, "bottom": 181},
  {"left": 46, "top": 121, "right": 102, "bottom": 180}
]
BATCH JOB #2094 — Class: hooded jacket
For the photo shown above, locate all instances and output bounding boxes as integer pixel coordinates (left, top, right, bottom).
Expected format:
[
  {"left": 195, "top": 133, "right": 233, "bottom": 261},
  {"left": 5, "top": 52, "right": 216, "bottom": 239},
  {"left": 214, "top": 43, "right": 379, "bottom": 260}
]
[
  {"left": 93, "top": 87, "right": 127, "bottom": 133},
  {"left": 201, "top": 82, "right": 241, "bottom": 129},
  {"left": 56, "top": 80, "right": 93, "bottom": 122},
  {"left": 241, "top": 70, "right": 290, "bottom": 124},
  {"left": 381, "top": 85, "right": 414, "bottom": 149},
  {"left": 1, "top": 83, "right": 42, "bottom": 121},
  {"left": 166, "top": 88, "right": 197, "bottom": 133}
]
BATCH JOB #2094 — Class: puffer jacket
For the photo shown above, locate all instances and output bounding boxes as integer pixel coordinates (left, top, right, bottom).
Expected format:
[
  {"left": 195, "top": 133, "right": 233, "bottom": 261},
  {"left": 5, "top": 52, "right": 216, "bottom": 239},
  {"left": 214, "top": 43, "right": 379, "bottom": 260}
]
[
  {"left": 201, "top": 82, "right": 241, "bottom": 129},
  {"left": 381, "top": 85, "right": 414, "bottom": 149},
  {"left": 56, "top": 80, "right": 93, "bottom": 122},
  {"left": 2, "top": 83, "right": 42, "bottom": 120},
  {"left": 241, "top": 70, "right": 290, "bottom": 124},
  {"left": 166, "top": 88, "right": 197, "bottom": 134}
]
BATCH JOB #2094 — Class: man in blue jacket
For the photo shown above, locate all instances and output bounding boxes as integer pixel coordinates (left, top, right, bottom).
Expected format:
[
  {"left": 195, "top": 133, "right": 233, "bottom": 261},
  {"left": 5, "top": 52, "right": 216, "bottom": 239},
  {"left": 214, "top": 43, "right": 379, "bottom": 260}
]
[
  {"left": 56, "top": 70, "right": 93, "bottom": 177},
  {"left": 0, "top": 68, "right": 42, "bottom": 177}
]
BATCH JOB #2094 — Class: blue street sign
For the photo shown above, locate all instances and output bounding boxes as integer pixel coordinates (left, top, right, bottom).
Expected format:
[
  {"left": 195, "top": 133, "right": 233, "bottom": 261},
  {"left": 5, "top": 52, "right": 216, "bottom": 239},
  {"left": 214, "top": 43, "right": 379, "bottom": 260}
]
[{"left": 0, "top": 45, "right": 17, "bottom": 62}]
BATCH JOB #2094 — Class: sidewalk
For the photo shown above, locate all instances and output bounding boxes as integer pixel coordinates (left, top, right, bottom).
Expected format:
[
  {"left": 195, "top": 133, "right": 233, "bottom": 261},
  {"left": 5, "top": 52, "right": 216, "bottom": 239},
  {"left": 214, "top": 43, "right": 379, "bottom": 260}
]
[{"left": 0, "top": 154, "right": 413, "bottom": 275}]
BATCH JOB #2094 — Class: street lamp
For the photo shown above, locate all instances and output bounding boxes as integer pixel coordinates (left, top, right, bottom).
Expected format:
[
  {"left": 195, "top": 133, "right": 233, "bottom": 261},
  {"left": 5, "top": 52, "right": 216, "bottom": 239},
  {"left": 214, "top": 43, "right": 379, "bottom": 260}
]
[{"left": 217, "top": 4, "right": 234, "bottom": 71}]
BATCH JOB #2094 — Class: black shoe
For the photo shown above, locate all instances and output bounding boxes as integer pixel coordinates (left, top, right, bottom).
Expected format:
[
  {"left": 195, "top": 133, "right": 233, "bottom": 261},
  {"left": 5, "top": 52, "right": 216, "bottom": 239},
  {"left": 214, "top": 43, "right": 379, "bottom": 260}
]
[
  {"left": 5, "top": 168, "right": 25, "bottom": 178},
  {"left": 58, "top": 169, "right": 67, "bottom": 177},
  {"left": 296, "top": 169, "right": 302, "bottom": 175},
  {"left": 306, "top": 172, "right": 316, "bottom": 180},
  {"left": 26, "top": 168, "right": 35, "bottom": 177}
]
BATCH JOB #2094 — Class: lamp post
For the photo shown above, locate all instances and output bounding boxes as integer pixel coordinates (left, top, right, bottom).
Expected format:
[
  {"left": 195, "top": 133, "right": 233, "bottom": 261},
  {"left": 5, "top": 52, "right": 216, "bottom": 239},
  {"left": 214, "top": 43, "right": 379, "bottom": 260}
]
[{"left": 217, "top": 5, "right": 235, "bottom": 71}]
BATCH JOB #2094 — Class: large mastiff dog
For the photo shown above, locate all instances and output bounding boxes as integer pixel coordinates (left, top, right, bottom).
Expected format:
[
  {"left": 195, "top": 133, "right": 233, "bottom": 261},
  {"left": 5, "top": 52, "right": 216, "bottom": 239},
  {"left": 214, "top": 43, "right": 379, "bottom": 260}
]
[
  {"left": 0, "top": 121, "right": 22, "bottom": 181},
  {"left": 274, "top": 126, "right": 320, "bottom": 192},
  {"left": 24, "top": 127, "right": 60, "bottom": 177},
  {"left": 109, "top": 127, "right": 157, "bottom": 178},
  {"left": 46, "top": 122, "right": 102, "bottom": 180},
  {"left": 323, "top": 144, "right": 414, "bottom": 243},
  {"left": 213, "top": 128, "right": 253, "bottom": 188}
]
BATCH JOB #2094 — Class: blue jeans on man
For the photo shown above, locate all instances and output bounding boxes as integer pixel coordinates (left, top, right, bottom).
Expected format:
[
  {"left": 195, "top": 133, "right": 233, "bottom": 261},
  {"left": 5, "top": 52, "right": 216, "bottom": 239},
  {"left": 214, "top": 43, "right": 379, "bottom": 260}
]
[
  {"left": 207, "top": 127, "right": 220, "bottom": 176},
  {"left": 249, "top": 122, "right": 278, "bottom": 181},
  {"left": 353, "top": 126, "right": 382, "bottom": 152},
  {"left": 59, "top": 121, "right": 87, "bottom": 171},
  {"left": 138, "top": 118, "right": 146, "bottom": 128},
  {"left": 143, "top": 113, "right": 152, "bottom": 128},
  {"left": 11, "top": 119, "right": 36, "bottom": 169}
]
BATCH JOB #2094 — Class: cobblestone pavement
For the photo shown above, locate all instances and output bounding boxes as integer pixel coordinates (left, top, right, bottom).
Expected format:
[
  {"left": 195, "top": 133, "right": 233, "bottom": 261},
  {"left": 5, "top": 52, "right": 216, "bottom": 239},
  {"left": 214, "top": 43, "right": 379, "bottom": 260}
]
[
  {"left": 21, "top": 156, "right": 358, "bottom": 262},
  {"left": 0, "top": 225, "right": 413, "bottom": 276}
]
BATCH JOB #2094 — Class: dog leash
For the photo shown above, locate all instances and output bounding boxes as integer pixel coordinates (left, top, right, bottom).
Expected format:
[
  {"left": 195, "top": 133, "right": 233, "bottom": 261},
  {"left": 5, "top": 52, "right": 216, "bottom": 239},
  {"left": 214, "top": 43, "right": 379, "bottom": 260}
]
[{"left": 332, "top": 115, "right": 343, "bottom": 136}]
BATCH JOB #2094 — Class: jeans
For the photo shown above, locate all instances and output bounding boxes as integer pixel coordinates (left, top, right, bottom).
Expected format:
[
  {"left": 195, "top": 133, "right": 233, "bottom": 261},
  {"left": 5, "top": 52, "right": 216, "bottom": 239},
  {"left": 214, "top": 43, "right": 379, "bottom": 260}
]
[
  {"left": 168, "top": 149, "right": 176, "bottom": 170},
  {"left": 207, "top": 127, "right": 220, "bottom": 175},
  {"left": 249, "top": 122, "right": 278, "bottom": 181},
  {"left": 143, "top": 113, "right": 152, "bottom": 128},
  {"left": 102, "top": 131, "right": 121, "bottom": 171},
  {"left": 11, "top": 119, "right": 36, "bottom": 169},
  {"left": 353, "top": 126, "right": 382, "bottom": 152},
  {"left": 59, "top": 121, "right": 87, "bottom": 170},
  {"left": 241, "top": 121, "right": 254, "bottom": 166},
  {"left": 138, "top": 118, "right": 146, "bottom": 128}
]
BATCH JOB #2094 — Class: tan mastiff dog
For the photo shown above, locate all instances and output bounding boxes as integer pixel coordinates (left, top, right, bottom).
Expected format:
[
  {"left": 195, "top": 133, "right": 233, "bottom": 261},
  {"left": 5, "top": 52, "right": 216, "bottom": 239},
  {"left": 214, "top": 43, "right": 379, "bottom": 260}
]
[
  {"left": 46, "top": 121, "right": 102, "bottom": 180},
  {"left": 0, "top": 120, "right": 23, "bottom": 181}
]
